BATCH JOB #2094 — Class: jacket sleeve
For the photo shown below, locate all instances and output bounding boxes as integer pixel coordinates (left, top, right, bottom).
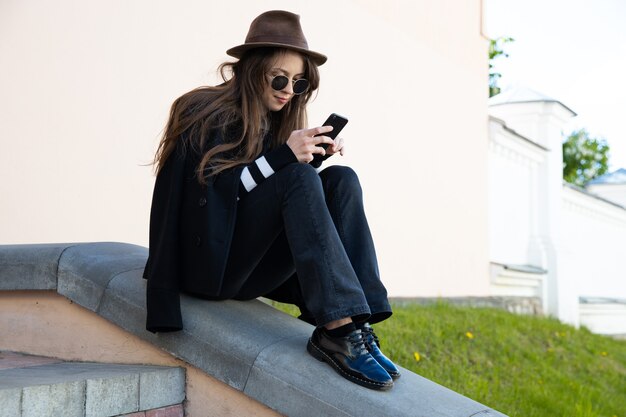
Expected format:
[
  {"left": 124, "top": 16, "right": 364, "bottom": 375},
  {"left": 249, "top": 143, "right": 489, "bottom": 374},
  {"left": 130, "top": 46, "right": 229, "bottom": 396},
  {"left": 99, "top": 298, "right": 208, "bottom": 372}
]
[
  {"left": 143, "top": 143, "right": 186, "bottom": 333},
  {"left": 238, "top": 143, "right": 297, "bottom": 195}
]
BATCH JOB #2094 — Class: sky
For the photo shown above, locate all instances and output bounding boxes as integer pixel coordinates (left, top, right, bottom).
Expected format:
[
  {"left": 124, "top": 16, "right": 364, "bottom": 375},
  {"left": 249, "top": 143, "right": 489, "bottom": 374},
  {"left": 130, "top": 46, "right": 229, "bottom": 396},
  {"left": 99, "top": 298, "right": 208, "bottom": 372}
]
[{"left": 484, "top": 0, "right": 626, "bottom": 171}]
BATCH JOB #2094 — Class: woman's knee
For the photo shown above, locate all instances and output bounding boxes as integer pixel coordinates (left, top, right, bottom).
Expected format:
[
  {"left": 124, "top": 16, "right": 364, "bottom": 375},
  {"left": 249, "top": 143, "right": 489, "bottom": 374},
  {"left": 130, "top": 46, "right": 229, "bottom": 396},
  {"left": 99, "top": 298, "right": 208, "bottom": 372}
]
[
  {"left": 276, "top": 162, "right": 322, "bottom": 189},
  {"left": 319, "top": 165, "right": 361, "bottom": 192}
]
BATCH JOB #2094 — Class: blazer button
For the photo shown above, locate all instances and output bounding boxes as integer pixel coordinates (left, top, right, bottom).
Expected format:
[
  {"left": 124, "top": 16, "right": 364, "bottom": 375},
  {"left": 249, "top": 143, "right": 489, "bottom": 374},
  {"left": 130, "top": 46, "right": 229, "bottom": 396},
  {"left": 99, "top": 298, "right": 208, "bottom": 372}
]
[
  {"left": 196, "top": 236, "right": 202, "bottom": 247},
  {"left": 199, "top": 197, "right": 207, "bottom": 207}
]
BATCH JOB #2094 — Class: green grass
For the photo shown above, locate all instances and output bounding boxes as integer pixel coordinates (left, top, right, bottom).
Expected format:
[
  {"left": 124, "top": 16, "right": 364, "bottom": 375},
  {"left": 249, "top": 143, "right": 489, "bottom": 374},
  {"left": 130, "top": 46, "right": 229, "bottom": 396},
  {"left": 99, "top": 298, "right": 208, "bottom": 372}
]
[{"left": 268, "top": 300, "right": 626, "bottom": 417}]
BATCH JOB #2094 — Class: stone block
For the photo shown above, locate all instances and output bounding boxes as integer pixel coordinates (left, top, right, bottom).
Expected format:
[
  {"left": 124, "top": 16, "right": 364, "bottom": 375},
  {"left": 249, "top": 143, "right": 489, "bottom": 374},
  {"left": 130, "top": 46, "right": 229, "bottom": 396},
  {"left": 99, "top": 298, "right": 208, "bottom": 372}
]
[
  {"left": 57, "top": 242, "right": 148, "bottom": 312},
  {"left": 0, "top": 388, "right": 21, "bottom": 417},
  {"left": 85, "top": 372, "right": 139, "bottom": 417},
  {"left": 97, "top": 268, "right": 148, "bottom": 336},
  {"left": 0, "top": 243, "right": 70, "bottom": 290},
  {"left": 22, "top": 380, "right": 85, "bottom": 417},
  {"left": 139, "top": 367, "right": 185, "bottom": 410}
]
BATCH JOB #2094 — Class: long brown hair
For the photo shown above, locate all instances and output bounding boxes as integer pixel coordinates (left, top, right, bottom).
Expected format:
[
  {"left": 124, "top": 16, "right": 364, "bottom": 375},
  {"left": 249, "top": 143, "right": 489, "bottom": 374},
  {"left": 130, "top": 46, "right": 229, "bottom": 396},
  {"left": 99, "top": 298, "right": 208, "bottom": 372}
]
[{"left": 153, "top": 47, "right": 320, "bottom": 184}]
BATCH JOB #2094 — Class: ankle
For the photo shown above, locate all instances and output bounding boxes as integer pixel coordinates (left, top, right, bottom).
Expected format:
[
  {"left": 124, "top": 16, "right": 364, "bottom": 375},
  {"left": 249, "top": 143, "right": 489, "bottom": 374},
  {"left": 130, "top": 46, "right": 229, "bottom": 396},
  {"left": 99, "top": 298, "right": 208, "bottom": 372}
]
[
  {"left": 324, "top": 322, "right": 356, "bottom": 338},
  {"left": 324, "top": 317, "right": 353, "bottom": 330}
]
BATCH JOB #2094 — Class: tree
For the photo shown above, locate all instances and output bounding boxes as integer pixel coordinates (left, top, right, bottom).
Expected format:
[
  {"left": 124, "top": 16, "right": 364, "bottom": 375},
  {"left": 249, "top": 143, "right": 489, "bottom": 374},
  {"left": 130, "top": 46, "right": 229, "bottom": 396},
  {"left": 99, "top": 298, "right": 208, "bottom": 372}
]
[
  {"left": 562, "top": 129, "right": 610, "bottom": 187},
  {"left": 489, "top": 37, "right": 514, "bottom": 97}
]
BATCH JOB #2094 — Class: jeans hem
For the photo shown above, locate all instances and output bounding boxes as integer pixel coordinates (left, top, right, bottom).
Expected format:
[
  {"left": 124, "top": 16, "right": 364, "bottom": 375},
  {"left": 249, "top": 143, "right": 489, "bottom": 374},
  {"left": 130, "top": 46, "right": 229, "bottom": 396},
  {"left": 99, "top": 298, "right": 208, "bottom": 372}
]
[
  {"left": 315, "top": 304, "right": 371, "bottom": 327},
  {"left": 363, "top": 301, "right": 392, "bottom": 324}
]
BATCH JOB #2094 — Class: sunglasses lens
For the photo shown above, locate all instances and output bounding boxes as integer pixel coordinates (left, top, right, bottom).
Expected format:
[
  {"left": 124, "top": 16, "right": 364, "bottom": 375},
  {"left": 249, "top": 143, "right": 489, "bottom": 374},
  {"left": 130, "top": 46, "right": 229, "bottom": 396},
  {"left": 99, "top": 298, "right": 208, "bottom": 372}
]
[
  {"left": 293, "top": 79, "right": 309, "bottom": 95},
  {"left": 271, "top": 75, "right": 289, "bottom": 91}
]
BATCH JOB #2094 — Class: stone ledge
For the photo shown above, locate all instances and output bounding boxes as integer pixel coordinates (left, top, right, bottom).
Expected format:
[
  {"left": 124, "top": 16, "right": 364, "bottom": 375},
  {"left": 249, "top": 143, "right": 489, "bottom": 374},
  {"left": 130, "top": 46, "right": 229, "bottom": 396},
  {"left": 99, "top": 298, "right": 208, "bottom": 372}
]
[
  {"left": 0, "top": 242, "right": 509, "bottom": 417},
  {"left": 0, "top": 244, "right": 70, "bottom": 290}
]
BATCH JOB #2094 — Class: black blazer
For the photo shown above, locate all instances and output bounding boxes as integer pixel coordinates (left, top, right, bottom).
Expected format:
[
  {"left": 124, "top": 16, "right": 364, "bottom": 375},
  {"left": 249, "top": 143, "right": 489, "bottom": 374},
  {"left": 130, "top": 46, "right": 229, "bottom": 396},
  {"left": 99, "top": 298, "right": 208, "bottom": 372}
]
[{"left": 143, "top": 129, "right": 244, "bottom": 333}]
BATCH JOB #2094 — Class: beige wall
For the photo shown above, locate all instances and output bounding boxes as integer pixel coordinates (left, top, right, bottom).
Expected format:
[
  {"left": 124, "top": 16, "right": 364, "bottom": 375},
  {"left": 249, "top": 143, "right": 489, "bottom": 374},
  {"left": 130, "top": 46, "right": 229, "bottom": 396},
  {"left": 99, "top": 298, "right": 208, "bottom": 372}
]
[
  {"left": 0, "top": 291, "right": 280, "bottom": 417},
  {"left": 0, "top": 0, "right": 489, "bottom": 297}
]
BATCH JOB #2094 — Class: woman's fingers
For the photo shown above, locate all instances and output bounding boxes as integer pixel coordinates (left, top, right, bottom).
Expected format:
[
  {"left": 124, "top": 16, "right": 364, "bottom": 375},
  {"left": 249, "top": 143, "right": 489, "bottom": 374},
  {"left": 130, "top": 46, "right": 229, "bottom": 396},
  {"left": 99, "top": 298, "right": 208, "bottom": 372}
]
[
  {"left": 314, "top": 135, "right": 334, "bottom": 146},
  {"left": 332, "top": 136, "right": 343, "bottom": 152},
  {"left": 286, "top": 127, "right": 342, "bottom": 163},
  {"left": 324, "top": 137, "right": 344, "bottom": 156},
  {"left": 311, "top": 143, "right": 326, "bottom": 156},
  {"left": 306, "top": 125, "right": 333, "bottom": 137}
]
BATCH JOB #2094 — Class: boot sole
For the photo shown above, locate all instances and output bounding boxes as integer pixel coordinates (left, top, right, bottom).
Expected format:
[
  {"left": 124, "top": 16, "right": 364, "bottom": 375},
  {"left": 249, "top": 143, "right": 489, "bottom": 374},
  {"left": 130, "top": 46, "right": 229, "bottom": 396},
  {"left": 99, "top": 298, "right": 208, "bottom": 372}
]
[{"left": 307, "top": 338, "right": 393, "bottom": 391}]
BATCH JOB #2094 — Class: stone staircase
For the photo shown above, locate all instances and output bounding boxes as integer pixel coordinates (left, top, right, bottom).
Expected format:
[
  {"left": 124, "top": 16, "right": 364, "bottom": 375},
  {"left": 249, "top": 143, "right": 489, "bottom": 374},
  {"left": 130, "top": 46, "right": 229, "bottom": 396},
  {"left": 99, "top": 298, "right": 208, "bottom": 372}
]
[{"left": 0, "top": 351, "right": 185, "bottom": 417}]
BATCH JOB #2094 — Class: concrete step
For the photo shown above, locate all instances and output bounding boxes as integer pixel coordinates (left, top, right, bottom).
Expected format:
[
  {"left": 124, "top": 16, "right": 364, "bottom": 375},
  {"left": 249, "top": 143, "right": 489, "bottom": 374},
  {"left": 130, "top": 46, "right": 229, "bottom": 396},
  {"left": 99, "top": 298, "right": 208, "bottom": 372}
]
[{"left": 0, "top": 351, "right": 185, "bottom": 417}]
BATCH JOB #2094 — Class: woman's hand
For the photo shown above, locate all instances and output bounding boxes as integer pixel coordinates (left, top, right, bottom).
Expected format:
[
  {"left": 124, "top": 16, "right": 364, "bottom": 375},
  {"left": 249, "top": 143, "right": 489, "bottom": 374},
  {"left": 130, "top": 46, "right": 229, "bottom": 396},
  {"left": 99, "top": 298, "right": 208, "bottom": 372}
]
[
  {"left": 286, "top": 126, "right": 335, "bottom": 163},
  {"left": 325, "top": 136, "right": 345, "bottom": 157}
]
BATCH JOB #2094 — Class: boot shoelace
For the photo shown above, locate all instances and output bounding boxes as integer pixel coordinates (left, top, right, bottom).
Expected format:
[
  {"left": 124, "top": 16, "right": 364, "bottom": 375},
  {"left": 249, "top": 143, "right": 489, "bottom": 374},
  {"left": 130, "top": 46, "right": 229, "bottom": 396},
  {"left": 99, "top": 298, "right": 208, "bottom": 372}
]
[
  {"left": 362, "top": 326, "right": 381, "bottom": 348},
  {"left": 347, "top": 331, "right": 369, "bottom": 356}
]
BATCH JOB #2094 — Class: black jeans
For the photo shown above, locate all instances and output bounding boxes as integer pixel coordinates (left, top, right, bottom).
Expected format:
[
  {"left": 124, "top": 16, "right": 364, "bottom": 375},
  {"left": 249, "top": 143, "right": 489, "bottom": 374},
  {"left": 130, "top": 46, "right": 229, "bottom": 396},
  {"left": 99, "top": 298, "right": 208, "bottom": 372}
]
[{"left": 221, "top": 163, "right": 391, "bottom": 326}]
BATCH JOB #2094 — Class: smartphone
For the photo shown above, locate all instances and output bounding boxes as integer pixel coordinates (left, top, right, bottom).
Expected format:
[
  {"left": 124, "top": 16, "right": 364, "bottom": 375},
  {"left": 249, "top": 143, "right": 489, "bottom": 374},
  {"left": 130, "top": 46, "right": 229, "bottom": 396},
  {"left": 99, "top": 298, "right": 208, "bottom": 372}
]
[{"left": 315, "top": 113, "right": 349, "bottom": 150}]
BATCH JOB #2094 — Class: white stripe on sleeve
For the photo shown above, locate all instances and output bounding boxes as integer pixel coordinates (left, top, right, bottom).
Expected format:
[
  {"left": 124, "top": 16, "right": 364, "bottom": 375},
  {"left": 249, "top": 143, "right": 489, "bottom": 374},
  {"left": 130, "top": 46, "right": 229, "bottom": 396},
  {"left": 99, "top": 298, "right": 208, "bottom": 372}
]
[
  {"left": 256, "top": 156, "right": 275, "bottom": 178},
  {"left": 240, "top": 167, "right": 257, "bottom": 192}
]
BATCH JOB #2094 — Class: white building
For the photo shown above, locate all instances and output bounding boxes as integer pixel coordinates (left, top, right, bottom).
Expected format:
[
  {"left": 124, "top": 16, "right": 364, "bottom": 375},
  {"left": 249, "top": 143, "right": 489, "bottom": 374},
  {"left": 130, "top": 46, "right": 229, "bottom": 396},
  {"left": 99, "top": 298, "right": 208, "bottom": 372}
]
[
  {"left": 587, "top": 168, "right": 626, "bottom": 208},
  {"left": 488, "top": 86, "right": 626, "bottom": 337}
]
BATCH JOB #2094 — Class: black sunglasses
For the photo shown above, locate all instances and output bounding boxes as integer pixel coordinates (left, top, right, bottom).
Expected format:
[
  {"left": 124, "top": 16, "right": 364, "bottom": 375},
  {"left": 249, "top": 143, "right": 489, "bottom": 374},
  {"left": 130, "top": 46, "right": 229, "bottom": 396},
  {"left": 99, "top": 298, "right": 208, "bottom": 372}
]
[{"left": 270, "top": 75, "right": 309, "bottom": 95}]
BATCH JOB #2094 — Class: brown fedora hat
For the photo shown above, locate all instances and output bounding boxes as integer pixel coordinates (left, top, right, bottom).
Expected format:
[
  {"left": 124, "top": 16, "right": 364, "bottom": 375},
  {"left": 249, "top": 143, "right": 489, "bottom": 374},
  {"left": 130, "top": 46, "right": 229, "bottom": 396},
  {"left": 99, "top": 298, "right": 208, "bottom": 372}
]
[{"left": 226, "top": 10, "right": 327, "bottom": 66}]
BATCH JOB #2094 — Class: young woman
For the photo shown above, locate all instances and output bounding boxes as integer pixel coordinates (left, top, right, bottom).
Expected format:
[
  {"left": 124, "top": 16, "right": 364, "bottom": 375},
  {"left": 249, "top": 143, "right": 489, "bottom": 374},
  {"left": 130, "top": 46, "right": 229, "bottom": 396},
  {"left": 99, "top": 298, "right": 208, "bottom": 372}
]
[{"left": 144, "top": 10, "right": 400, "bottom": 391}]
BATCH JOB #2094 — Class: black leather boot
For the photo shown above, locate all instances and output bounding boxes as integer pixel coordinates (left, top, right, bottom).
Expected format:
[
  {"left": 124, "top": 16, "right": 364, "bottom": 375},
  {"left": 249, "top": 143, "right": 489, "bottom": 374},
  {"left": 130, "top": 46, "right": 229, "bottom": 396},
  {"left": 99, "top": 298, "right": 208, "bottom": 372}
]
[
  {"left": 360, "top": 323, "right": 401, "bottom": 380},
  {"left": 307, "top": 326, "right": 393, "bottom": 390}
]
